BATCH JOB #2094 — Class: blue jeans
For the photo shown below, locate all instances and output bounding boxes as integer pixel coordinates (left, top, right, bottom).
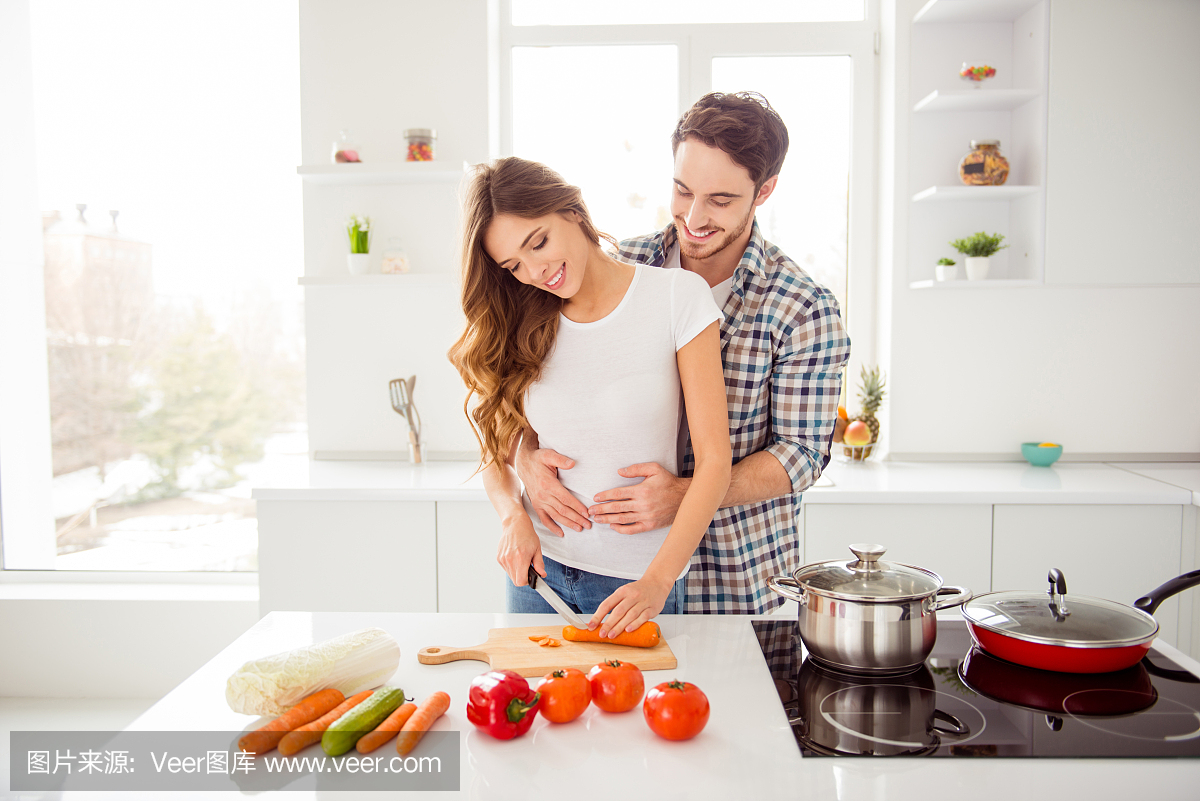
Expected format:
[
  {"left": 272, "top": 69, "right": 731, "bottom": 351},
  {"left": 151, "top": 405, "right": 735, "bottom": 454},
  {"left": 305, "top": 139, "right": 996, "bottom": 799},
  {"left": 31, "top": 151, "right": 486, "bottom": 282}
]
[{"left": 506, "top": 556, "right": 687, "bottom": 616}]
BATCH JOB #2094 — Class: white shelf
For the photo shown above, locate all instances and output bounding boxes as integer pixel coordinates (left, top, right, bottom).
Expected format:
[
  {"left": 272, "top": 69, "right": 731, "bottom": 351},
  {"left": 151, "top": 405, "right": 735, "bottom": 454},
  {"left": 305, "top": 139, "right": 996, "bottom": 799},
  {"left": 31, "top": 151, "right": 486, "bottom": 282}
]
[
  {"left": 910, "top": 278, "right": 1042, "bottom": 290},
  {"left": 912, "top": 185, "right": 1040, "bottom": 202},
  {"left": 913, "top": 88, "right": 1041, "bottom": 113},
  {"left": 297, "top": 162, "right": 468, "bottom": 186},
  {"left": 913, "top": 0, "right": 1042, "bottom": 24},
  {"left": 298, "top": 274, "right": 454, "bottom": 286}
]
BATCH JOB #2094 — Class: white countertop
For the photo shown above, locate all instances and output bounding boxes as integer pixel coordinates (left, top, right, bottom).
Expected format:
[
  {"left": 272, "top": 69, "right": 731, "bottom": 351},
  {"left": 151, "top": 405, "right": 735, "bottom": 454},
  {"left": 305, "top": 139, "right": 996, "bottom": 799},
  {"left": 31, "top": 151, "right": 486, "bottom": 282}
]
[
  {"left": 252, "top": 458, "right": 1199, "bottom": 505},
  {"left": 104, "top": 612, "right": 1200, "bottom": 800}
]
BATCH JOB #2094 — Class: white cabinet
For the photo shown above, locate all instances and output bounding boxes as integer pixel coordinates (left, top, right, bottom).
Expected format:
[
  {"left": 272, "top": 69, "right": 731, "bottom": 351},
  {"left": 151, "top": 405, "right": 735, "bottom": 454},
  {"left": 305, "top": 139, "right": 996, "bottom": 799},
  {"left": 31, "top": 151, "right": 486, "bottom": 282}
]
[
  {"left": 257, "top": 499, "right": 438, "bottom": 616},
  {"left": 436, "top": 501, "right": 507, "bottom": 613},
  {"left": 804, "top": 504, "right": 993, "bottom": 594},
  {"left": 992, "top": 505, "right": 1184, "bottom": 645},
  {"left": 1042, "top": 0, "right": 1200, "bottom": 285}
]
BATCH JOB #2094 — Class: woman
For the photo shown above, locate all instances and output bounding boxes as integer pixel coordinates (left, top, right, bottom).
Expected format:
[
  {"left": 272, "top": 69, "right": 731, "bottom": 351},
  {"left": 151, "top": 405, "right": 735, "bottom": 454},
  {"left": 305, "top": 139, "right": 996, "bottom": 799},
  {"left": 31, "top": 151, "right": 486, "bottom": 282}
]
[{"left": 448, "top": 157, "right": 730, "bottom": 638}]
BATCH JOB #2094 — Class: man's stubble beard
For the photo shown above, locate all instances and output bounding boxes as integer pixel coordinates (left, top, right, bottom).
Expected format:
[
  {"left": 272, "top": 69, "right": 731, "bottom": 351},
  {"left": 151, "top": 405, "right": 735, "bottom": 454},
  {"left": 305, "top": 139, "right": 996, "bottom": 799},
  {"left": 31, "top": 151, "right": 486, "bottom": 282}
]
[{"left": 674, "top": 202, "right": 756, "bottom": 262}]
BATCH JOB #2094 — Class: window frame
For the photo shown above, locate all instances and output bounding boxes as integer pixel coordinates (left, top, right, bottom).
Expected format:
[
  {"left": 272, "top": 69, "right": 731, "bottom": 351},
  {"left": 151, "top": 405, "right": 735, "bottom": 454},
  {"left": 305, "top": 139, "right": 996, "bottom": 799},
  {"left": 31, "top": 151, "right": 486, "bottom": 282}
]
[{"left": 496, "top": 0, "right": 880, "bottom": 374}]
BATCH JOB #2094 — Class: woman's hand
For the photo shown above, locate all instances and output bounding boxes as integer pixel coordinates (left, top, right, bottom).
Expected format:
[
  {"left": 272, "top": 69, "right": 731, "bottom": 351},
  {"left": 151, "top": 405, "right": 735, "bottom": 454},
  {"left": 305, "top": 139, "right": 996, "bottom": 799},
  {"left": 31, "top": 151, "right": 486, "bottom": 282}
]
[
  {"left": 589, "top": 577, "right": 673, "bottom": 638},
  {"left": 515, "top": 430, "right": 590, "bottom": 536},
  {"left": 497, "top": 513, "right": 544, "bottom": 586}
]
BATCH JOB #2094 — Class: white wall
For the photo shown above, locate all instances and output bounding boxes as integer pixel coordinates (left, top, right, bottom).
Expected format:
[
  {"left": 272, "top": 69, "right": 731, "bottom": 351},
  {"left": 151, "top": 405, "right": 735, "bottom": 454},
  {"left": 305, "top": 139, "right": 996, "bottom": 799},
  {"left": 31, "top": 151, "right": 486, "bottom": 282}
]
[
  {"left": 883, "top": 0, "right": 1200, "bottom": 460},
  {"left": 300, "top": 0, "right": 489, "bottom": 458}
]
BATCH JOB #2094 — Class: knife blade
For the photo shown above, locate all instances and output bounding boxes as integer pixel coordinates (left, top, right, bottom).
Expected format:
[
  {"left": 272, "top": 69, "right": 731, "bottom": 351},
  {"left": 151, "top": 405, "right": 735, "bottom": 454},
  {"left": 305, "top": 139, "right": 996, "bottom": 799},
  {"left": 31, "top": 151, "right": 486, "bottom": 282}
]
[{"left": 527, "top": 566, "right": 588, "bottom": 629}]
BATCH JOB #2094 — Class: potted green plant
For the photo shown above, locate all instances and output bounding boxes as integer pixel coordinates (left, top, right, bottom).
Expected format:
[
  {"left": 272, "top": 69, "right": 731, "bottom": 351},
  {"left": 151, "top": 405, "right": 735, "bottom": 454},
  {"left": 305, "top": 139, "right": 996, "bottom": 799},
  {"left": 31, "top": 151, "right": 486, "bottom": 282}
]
[
  {"left": 949, "top": 231, "right": 1008, "bottom": 280},
  {"left": 347, "top": 214, "right": 372, "bottom": 275},
  {"left": 935, "top": 257, "right": 958, "bottom": 282}
]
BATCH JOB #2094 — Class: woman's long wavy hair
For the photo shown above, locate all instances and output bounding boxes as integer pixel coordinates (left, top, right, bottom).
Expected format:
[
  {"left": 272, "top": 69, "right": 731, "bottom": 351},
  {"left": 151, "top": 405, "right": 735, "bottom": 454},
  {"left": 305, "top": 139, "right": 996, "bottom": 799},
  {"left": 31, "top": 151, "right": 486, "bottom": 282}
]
[{"left": 449, "top": 157, "right": 615, "bottom": 469}]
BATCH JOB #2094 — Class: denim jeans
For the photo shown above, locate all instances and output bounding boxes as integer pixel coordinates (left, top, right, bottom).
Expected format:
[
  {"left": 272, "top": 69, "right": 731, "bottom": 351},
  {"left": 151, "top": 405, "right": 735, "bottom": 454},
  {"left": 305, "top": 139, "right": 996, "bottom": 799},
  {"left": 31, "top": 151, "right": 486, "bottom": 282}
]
[{"left": 506, "top": 556, "right": 686, "bottom": 616}]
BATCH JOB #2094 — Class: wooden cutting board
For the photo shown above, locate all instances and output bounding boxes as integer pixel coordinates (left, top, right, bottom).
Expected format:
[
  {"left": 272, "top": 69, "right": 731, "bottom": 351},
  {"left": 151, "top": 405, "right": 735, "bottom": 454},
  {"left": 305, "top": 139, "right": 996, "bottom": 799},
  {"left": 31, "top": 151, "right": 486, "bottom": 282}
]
[{"left": 417, "top": 625, "right": 677, "bottom": 677}]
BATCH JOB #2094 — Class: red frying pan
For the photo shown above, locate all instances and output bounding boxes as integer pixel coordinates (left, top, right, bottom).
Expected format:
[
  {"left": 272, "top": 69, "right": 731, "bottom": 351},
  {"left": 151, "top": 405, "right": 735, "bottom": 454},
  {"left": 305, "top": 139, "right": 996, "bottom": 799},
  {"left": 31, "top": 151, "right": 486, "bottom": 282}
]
[{"left": 960, "top": 568, "right": 1200, "bottom": 674}]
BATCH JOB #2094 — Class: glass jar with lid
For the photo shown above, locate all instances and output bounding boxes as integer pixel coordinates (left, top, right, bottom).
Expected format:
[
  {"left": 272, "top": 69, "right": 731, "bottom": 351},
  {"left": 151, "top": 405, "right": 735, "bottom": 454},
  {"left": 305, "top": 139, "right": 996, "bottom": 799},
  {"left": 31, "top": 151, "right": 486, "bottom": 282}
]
[
  {"left": 958, "top": 139, "right": 1009, "bottom": 186},
  {"left": 404, "top": 128, "right": 436, "bottom": 162},
  {"left": 380, "top": 237, "right": 410, "bottom": 274},
  {"left": 332, "top": 130, "right": 362, "bottom": 164}
]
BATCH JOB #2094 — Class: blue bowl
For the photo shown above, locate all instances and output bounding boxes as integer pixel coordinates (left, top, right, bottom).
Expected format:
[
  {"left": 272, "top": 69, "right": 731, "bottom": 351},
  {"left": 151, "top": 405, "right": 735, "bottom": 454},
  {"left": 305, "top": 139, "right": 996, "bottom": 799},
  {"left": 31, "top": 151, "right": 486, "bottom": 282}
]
[{"left": 1021, "top": 442, "right": 1063, "bottom": 467}]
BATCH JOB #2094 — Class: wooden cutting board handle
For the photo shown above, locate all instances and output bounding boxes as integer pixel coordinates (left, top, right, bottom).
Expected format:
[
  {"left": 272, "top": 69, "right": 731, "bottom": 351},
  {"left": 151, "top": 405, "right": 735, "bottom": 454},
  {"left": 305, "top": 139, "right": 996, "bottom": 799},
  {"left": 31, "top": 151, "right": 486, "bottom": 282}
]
[{"left": 417, "top": 643, "right": 493, "bottom": 666}]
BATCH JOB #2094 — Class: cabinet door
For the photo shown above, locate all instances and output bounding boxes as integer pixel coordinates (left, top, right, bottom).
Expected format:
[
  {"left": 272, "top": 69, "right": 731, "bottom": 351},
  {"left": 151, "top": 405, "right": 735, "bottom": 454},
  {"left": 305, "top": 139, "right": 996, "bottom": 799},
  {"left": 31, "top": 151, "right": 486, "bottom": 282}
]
[
  {"left": 804, "top": 504, "right": 992, "bottom": 596},
  {"left": 992, "top": 505, "right": 1184, "bottom": 645},
  {"left": 437, "top": 501, "right": 507, "bottom": 613},
  {"left": 257, "top": 500, "right": 437, "bottom": 616}
]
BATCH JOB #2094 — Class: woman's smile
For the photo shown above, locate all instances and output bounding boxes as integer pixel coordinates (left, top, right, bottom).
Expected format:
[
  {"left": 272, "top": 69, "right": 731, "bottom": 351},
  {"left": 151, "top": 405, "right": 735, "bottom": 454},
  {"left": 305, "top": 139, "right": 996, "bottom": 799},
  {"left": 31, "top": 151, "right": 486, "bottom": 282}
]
[{"left": 544, "top": 264, "right": 566, "bottom": 290}]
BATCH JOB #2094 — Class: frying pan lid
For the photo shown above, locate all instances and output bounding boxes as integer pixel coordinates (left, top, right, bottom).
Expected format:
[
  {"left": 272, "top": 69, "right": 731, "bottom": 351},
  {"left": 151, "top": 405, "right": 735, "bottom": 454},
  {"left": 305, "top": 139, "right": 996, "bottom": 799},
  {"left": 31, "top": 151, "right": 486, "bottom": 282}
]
[{"left": 962, "top": 590, "right": 1158, "bottom": 647}]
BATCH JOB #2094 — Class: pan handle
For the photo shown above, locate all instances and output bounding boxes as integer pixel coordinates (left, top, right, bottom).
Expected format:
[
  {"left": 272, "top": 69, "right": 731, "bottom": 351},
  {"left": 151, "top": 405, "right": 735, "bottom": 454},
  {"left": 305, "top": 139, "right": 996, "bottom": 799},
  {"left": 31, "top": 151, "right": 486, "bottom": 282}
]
[
  {"left": 931, "top": 585, "right": 972, "bottom": 611},
  {"left": 1133, "top": 568, "right": 1200, "bottom": 615}
]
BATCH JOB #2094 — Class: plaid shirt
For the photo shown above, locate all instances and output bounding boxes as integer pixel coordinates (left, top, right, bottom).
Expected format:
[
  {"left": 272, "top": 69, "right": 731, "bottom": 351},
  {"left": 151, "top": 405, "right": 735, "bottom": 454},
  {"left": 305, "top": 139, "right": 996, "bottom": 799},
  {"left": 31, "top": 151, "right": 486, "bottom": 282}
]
[{"left": 614, "top": 220, "right": 851, "bottom": 614}]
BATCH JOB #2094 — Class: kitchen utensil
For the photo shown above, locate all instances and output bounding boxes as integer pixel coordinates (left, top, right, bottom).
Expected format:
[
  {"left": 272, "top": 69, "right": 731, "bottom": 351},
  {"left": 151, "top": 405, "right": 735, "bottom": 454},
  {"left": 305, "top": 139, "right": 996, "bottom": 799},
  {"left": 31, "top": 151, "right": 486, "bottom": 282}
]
[
  {"left": 416, "top": 625, "right": 677, "bottom": 677},
  {"left": 961, "top": 568, "right": 1200, "bottom": 673},
  {"left": 957, "top": 645, "right": 1158, "bottom": 716},
  {"left": 526, "top": 566, "right": 588, "bottom": 629},
  {"left": 767, "top": 543, "right": 972, "bottom": 675},
  {"left": 787, "top": 659, "right": 971, "bottom": 757},
  {"left": 388, "top": 375, "right": 422, "bottom": 463}
]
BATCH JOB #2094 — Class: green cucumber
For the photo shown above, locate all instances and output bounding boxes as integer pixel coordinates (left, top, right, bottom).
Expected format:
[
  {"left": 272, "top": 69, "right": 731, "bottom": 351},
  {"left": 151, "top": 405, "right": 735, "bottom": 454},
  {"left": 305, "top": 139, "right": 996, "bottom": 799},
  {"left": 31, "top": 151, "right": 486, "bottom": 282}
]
[{"left": 321, "top": 687, "right": 405, "bottom": 756}]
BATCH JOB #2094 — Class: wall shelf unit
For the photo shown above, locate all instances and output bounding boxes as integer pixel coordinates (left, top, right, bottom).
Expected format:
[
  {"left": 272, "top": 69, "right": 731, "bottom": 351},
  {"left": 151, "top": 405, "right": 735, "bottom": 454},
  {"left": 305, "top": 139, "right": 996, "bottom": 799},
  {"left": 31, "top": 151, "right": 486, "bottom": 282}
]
[
  {"left": 912, "top": 185, "right": 1040, "bottom": 202},
  {"left": 913, "top": 88, "right": 1040, "bottom": 113},
  {"left": 909, "top": 278, "right": 1041, "bottom": 290},
  {"left": 297, "top": 162, "right": 468, "bottom": 186},
  {"left": 906, "top": 0, "right": 1050, "bottom": 286},
  {"left": 298, "top": 274, "right": 454, "bottom": 287}
]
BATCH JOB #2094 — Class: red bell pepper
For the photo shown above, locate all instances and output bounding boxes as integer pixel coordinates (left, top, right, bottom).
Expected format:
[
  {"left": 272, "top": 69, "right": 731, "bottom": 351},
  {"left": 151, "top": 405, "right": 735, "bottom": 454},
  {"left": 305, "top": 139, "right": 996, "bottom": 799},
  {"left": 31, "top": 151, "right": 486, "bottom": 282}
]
[{"left": 467, "top": 669, "right": 540, "bottom": 740}]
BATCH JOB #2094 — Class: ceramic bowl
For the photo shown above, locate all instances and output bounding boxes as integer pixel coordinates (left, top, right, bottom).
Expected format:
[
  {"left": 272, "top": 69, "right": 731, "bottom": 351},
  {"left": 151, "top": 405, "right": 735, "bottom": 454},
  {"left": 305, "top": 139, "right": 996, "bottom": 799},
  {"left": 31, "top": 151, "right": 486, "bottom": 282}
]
[{"left": 1021, "top": 442, "right": 1063, "bottom": 467}]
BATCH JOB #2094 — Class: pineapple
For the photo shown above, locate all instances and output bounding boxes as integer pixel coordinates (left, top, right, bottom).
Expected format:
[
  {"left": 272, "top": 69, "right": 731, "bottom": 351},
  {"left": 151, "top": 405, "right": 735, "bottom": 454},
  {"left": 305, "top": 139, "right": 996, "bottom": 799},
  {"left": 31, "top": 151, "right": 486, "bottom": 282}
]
[{"left": 844, "top": 365, "right": 886, "bottom": 460}]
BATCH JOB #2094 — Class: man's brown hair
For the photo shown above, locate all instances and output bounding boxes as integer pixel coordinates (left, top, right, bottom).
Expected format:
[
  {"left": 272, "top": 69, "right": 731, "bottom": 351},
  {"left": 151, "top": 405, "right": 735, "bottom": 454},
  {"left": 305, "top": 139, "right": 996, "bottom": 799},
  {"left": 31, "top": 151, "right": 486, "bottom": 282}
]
[{"left": 671, "top": 91, "right": 789, "bottom": 191}]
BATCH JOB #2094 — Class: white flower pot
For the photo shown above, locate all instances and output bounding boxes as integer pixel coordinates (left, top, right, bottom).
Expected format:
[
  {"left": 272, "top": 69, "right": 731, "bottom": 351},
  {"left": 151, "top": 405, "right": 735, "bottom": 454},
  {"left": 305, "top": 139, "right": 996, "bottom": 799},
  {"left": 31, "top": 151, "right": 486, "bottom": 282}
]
[
  {"left": 935, "top": 263, "right": 959, "bottom": 281},
  {"left": 965, "top": 256, "right": 990, "bottom": 280},
  {"left": 347, "top": 253, "right": 371, "bottom": 275}
]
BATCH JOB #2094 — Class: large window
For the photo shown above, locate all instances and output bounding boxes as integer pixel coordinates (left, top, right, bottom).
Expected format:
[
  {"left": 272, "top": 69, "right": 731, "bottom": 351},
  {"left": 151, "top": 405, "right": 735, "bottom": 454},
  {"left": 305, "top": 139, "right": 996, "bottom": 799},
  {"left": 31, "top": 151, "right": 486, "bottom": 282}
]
[
  {"left": 3, "top": 0, "right": 304, "bottom": 571},
  {"left": 501, "top": 1, "right": 877, "bottom": 348}
]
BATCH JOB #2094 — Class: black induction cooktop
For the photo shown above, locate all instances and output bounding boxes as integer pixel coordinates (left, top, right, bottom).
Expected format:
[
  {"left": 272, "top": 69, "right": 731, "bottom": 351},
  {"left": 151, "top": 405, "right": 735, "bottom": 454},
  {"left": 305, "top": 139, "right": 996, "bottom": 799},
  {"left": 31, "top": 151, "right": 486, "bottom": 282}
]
[{"left": 753, "top": 618, "right": 1200, "bottom": 758}]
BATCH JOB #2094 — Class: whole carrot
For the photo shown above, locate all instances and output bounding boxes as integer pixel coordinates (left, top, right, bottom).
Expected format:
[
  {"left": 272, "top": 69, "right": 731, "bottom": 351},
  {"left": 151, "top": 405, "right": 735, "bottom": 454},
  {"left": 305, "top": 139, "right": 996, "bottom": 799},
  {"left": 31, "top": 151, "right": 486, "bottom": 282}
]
[
  {"left": 278, "top": 690, "right": 373, "bottom": 756},
  {"left": 356, "top": 702, "right": 417, "bottom": 753},
  {"left": 562, "top": 621, "right": 661, "bottom": 648},
  {"left": 396, "top": 692, "right": 451, "bottom": 756},
  {"left": 238, "top": 688, "right": 344, "bottom": 754}
]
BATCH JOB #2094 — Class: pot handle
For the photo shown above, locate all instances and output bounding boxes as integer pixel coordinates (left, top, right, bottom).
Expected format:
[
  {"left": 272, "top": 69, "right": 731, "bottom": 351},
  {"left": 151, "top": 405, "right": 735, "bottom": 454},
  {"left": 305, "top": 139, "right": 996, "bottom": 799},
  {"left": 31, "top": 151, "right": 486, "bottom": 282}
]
[
  {"left": 767, "top": 575, "right": 806, "bottom": 605},
  {"left": 1133, "top": 568, "right": 1200, "bottom": 615},
  {"left": 931, "top": 709, "right": 970, "bottom": 739},
  {"left": 931, "top": 585, "right": 972, "bottom": 611}
]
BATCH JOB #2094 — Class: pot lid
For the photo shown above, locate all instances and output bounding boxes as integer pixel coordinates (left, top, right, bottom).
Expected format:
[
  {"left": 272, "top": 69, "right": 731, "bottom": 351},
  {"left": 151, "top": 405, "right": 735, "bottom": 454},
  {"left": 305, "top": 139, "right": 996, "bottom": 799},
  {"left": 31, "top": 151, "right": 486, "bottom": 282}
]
[
  {"left": 962, "top": 569, "right": 1159, "bottom": 647},
  {"left": 792, "top": 544, "right": 944, "bottom": 601}
]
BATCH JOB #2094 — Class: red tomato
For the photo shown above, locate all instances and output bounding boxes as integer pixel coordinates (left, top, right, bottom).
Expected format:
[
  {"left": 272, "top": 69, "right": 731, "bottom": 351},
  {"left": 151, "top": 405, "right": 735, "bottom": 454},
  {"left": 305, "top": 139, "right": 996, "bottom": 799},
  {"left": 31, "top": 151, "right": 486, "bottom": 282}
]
[
  {"left": 538, "top": 668, "right": 591, "bottom": 723},
  {"left": 643, "top": 680, "right": 710, "bottom": 741},
  {"left": 587, "top": 659, "right": 644, "bottom": 713}
]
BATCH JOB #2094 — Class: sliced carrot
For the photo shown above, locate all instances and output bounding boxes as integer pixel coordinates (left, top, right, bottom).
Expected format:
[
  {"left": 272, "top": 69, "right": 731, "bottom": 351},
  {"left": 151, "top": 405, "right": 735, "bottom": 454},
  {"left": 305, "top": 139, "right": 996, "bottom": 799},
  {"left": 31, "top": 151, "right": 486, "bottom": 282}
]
[
  {"left": 396, "top": 692, "right": 451, "bottom": 756},
  {"left": 529, "top": 635, "right": 550, "bottom": 642},
  {"left": 356, "top": 702, "right": 418, "bottom": 753},
  {"left": 538, "top": 637, "right": 561, "bottom": 647},
  {"left": 277, "top": 690, "right": 373, "bottom": 756},
  {"left": 561, "top": 621, "right": 661, "bottom": 648},
  {"left": 238, "top": 688, "right": 345, "bottom": 755}
]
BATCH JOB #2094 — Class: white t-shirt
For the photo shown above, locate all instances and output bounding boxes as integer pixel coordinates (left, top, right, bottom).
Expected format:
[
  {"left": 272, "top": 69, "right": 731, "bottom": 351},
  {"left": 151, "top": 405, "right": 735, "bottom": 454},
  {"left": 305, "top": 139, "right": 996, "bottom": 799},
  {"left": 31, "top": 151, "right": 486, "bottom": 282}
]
[
  {"left": 663, "top": 243, "right": 734, "bottom": 308},
  {"left": 523, "top": 263, "right": 723, "bottom": 580}
]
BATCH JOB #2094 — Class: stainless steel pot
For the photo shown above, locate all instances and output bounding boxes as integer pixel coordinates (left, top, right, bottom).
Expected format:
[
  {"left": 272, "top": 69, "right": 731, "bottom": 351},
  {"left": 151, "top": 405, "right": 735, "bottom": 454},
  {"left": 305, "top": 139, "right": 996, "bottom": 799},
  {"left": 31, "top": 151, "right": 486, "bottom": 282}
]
[{"left": 768, "top": 543, "right": 972, "bottom": 675}]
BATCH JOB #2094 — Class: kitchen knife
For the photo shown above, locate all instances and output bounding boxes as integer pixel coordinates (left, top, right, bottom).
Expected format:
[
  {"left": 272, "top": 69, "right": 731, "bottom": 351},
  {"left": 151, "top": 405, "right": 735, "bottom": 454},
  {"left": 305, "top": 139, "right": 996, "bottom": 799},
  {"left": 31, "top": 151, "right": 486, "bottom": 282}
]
[{"left": 527, "top": 566, "right": 588, "bottom": 629}]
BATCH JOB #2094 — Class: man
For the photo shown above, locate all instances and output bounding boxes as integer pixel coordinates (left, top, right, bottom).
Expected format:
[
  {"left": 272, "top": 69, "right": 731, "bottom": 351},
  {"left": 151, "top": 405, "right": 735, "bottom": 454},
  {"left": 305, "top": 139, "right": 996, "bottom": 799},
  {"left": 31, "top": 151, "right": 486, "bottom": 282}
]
[{"left": 517, "top": 91, "right": 851, "bottom": 614}]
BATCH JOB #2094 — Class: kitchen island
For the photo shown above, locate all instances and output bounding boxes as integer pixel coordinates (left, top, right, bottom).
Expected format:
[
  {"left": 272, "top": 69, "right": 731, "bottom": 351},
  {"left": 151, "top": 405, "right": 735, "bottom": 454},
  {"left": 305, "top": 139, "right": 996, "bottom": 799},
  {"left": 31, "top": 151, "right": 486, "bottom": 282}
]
[{"left": 46, "top": 611, "right": 1200, "bottom": 799}]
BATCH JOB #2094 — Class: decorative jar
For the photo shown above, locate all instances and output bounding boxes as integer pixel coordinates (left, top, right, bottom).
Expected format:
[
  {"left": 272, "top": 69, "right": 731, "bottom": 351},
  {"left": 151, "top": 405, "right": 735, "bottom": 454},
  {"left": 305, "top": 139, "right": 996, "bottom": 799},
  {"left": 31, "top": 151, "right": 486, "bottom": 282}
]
[
  {"left": 404, "top": 128, "right": 436, "bottom": 162},
  {"left": 332, "top": 130, "right": 362, "bottom": 164},
  {"left": 958, "top": 140, "right": 1009, "bottom": 186}
]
